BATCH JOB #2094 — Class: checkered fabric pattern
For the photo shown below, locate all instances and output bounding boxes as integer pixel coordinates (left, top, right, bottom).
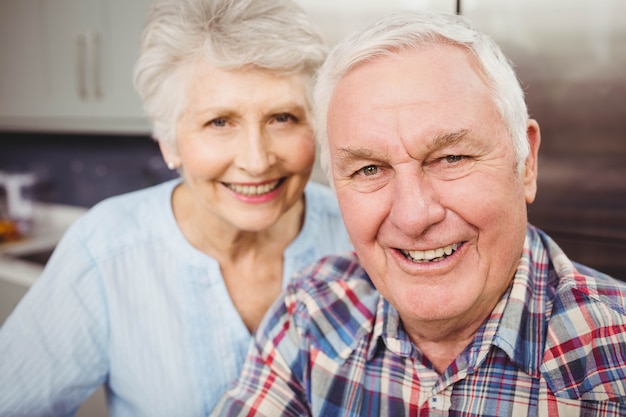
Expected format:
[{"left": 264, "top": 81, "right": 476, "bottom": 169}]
[{"left": 212, "top": 225, "right": 626, "bottom": 416}]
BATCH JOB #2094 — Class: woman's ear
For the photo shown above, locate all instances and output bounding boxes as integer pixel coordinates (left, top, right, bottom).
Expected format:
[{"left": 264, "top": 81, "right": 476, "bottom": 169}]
[
  {"left": 523, "top": 119, "right": 541, "bottom": 204},
  {"left": 158, "top": 140, "right": 180, "bottom": 170}
]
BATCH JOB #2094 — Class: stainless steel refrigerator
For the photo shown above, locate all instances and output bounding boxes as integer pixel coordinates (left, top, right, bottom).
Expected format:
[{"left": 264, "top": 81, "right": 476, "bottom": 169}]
[
  {"left": 462, "top": 0, "right": 626, "bottom": 278},
  {"left": 299, "top": 0, "right": 625, "bottom": 278}
]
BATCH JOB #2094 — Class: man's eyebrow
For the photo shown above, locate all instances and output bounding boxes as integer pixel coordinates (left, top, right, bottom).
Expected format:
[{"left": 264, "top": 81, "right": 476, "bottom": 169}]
[
  {"left": 333, "top": 130, "right": 472, "bottom": 163},
  {"left": 334, "top": 146, "right": 388, "bottom": 162},
  {"left": 428, "top": 129, "right": 470, "bottom": 151}
]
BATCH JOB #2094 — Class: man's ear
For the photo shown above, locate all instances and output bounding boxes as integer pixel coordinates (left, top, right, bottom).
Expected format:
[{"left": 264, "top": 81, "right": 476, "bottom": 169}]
[{"left": 523, "top": 119, "right": 541, "bottom": 204}]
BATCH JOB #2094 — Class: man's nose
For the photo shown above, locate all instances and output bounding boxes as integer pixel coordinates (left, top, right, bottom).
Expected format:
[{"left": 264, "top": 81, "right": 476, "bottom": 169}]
[{"left": 387, "top": 170, "right": 446, "bottom": 235}]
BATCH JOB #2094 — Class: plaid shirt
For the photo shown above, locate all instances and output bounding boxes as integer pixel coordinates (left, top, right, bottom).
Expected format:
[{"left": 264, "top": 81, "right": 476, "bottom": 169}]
[{"left": 212, "top": 225, "right": 626, "bottom": 416}]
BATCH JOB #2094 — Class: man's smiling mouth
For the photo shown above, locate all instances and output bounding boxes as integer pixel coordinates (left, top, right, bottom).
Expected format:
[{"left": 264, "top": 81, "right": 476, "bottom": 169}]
[
  {"left": 225, "top": 179, "right": 283, "bottom": 196},
  {"left": 400, "top": 243, "right": 460, "bottom": 263}
]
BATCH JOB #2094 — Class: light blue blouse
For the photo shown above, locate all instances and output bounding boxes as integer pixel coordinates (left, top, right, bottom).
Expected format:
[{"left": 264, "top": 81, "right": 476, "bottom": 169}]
[{"left": 0, "top": 179, "right": 353, "bottom": 417}]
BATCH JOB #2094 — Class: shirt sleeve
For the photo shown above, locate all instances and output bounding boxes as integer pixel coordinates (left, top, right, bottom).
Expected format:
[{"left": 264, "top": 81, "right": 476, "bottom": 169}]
[
  {"left": 0, "top": 224, "right": 109, "bottom": 416},
  {"left": 210, "top": 291, "right": 310, "bottom": 417}
]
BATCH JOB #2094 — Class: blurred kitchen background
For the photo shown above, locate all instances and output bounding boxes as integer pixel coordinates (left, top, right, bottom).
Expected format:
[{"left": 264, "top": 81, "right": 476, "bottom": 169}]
[
  {"left": 1, "top": 0, "right": 625, "bottom": 305},
  {"left": 1, "top": 0, "right": 625, "bottom": 297},
  {"left": 0, "top": 0, "right": 625, "bottom": 414}
]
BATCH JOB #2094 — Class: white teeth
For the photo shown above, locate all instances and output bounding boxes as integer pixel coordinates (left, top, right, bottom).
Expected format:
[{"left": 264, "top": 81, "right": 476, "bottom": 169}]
[
  {"left": 227, "top": 180, "right": 280, "bottom": 196},
  {"left": 402, "top": 243, "right": 459, "bottom": 263}
]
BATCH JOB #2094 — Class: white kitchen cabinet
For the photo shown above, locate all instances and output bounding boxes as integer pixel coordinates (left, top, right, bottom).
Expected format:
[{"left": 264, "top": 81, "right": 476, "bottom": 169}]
[
  {"left": 0, "top": 0, "right": 457, "bottom": 134},
  {"left": 0, "top": 0, "right": 153, "bottom": 134}
]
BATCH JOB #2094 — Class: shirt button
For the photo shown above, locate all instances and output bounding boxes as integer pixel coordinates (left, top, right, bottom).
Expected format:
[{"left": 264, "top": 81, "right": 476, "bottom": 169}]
[{"left": 430, "top": 396, "right": 439, "bottom": 409}]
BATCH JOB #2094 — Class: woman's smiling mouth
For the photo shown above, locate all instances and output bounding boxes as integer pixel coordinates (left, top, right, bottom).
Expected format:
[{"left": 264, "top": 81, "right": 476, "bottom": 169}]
[
  {"left": 400, "top": 242, "right": 461, "bottom": 263},
  {"left": 225, "top": 179, "right": 284, "bottom": 196}
]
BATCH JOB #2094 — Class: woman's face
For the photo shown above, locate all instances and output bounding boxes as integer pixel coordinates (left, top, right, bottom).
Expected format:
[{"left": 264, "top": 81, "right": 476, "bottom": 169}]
[{"left": 162, "top": 60, "right": 315, "bottom": 233}]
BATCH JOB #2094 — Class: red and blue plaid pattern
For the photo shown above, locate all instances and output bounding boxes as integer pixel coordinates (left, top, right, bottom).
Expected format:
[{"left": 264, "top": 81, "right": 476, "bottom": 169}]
[{"left": 212, "top": 225, "right": 626, "bottom": 416}]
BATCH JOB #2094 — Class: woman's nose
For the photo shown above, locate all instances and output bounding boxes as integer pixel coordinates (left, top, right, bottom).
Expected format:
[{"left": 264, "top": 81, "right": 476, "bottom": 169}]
[{"left": 235, "top": 128, "right": 276, "bottom": 175}]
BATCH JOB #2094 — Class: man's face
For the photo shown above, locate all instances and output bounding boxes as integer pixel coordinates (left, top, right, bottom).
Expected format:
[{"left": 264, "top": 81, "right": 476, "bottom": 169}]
[{"left": 327, "top": 45, "right": 539, "bottom": 332}]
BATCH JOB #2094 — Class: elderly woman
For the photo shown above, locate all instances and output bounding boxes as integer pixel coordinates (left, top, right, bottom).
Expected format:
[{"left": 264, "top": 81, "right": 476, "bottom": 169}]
[{"left": 0, "top": 0, "right": 352, "bottom": 415}]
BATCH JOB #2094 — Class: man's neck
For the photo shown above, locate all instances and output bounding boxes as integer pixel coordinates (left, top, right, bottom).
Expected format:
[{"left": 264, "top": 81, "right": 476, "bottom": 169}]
[{"left": 401, "top": 309, "right": 494, "bottom": 374}]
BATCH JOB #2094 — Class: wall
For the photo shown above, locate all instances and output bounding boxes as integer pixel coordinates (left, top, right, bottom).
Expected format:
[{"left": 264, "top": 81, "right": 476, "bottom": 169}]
[
  {"left": 0, "top": 131, "right": 177, "bottom": 208},
  {"left": 462, "top": 0, "right": 626, "bottom": 279}
]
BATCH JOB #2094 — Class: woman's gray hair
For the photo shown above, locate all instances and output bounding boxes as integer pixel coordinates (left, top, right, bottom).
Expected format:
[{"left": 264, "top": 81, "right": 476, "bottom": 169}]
[
  {"left": 134, "top": 0, "right": 327, "bottom": 146},
  {"left": 314, "top": 11, "right": 529, "bottom": 182}
]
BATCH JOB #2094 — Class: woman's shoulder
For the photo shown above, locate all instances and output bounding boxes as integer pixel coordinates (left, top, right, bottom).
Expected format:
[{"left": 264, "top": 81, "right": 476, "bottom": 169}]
[
  {"left": 70, "top": 179, "right": 179, "bottom": 245},
  {"left": 304, "top": 182, "right": 351, "bottom": 242},
  {"left": 92, "top": 178, "right": 176, "bottom": 211},
  {"left": 304, "top": 181, "right": 341, "bottom": 217},
  {"left": 305, "top": 180, "right": 335, "bottom": 201}
]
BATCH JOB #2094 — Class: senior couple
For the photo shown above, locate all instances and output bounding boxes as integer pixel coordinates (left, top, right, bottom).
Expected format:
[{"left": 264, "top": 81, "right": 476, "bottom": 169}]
[{"left": 0, "top": 0, "right": 624, "bottom": 416}]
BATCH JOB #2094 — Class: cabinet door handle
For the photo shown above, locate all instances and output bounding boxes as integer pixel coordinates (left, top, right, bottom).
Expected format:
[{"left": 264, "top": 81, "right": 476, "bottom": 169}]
[
  {"left": 76, "top": 33, "right": 88, "bottom": 100},
  {"left": 76, "top": 31, "right": 102, "bottom": 101},
  {"left": 90, "top": 31, "right": 102, "bottom": 101}
]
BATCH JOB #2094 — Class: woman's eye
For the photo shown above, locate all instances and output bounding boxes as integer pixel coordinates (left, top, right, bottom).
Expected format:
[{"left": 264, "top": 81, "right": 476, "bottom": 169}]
[
  {"left": 207, "top": 117, "right": 227, "bottom": 127},
  {"left": 275, "top": 113, "right": 297, "bottom": 123},
  {"left": 358, "top": 165, "right": 378, "bottom": 176}
]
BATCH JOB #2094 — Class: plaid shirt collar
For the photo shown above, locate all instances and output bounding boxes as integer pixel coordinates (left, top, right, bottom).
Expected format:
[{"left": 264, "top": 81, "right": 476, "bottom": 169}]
[
  {"left": 367, "top": 226, "right": 626, "bottom": 402},
  {"left": 370, "top": 231, "right": 553, "bottom": 377}
]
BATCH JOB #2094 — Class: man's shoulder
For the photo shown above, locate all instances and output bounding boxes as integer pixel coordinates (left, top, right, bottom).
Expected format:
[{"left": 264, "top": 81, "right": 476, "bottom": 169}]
[
  {"left": 286, "top": 252, "right": 381, "bottom": 360},
  {"left": 541, "top": 268, "right": 626, "bottom": 402},
  {"left": 289, "top": 252, "right": 377, "bottom": 309},
  {"left": 550, "top": 266, "right": 626, "bottom": 322}
]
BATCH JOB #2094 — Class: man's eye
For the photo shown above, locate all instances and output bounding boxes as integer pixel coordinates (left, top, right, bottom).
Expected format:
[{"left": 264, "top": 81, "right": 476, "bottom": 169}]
[
  {"left": 425, "top": 154, "right": 474, "bottom": 180},
  {"left": 358, "top": 165, "right": 378, "bottom": 176},
  {"left": 444, "top": 155, "right": 463, "bottom": 163}
]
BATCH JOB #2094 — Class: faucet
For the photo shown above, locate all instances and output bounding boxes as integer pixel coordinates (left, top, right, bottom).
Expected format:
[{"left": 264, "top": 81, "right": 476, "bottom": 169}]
[{"left": 0, "top": 171, "right": 37, "bottom": 236}]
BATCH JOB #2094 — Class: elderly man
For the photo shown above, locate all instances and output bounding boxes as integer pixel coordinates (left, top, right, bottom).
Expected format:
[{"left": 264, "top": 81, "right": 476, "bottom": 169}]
[{"left": 212, "top": 10, "right": 626, "bottom": 416}]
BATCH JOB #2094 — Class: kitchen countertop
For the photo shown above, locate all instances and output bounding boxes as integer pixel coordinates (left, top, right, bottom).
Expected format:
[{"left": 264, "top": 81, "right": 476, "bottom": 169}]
[{"left": 0, "top": 203, "right": 87, "bottom": 287}]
